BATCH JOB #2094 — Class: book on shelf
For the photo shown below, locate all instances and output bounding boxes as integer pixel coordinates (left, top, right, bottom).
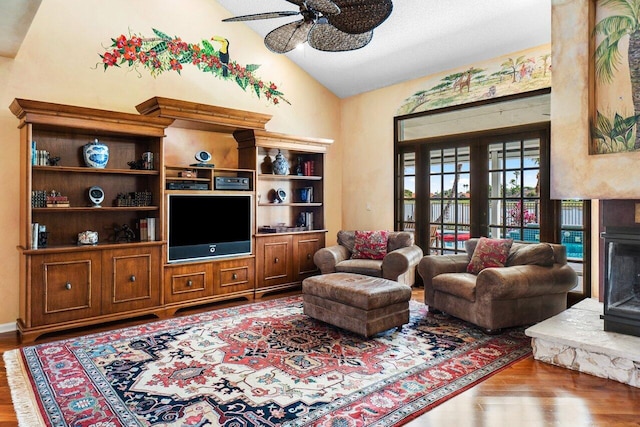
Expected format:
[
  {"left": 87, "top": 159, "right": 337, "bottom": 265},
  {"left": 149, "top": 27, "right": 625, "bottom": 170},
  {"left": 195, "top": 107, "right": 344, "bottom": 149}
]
[
  {"left": 31, "top": 223, "right": 39, "bottom": 249},
  {"left": 32, "top": 142, "right": 51, "bottom": 166},
  {"left": 46, "top": 194, "right": 69, "bottom": 208},
  {"left": 298, "top": 186, "right": 313, "bottom": 203},
  {"left": 138, "top": 217, "right": 156, "bottom": 241},
  {"left": 301, "top": 160, "right": 316, "bottom": 176},
  {"left": 148, "top": 217, "right": 156, "bottom": 241},
  {"left": 304, "top": 211, "right": 314, "bottom": 231}
]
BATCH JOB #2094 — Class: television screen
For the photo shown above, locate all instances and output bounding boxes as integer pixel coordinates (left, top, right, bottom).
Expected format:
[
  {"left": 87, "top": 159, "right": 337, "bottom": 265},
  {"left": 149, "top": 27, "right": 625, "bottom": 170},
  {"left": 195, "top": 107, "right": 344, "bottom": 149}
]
[{"left": 168, "top": 194, "right": 252, "bottom": 262}]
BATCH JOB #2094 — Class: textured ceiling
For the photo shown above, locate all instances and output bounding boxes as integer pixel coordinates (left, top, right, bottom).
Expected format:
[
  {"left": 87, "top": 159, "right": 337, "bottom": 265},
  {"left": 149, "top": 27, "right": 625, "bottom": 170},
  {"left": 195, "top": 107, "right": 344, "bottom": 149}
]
[{"left": 216, "top": 0, "right": 551, "bottom": 98}]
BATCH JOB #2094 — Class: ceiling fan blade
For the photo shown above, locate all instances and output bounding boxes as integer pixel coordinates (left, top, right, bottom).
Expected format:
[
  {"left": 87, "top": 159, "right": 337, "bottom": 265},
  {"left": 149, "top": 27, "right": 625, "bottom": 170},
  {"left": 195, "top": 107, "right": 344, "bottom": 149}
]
[
  {"left": 222, "top": 11, "right": 300, "bottom": 22},
  {"left": 309, "top": 24, "right": 373, "bottom": 52},
  {"left": 328, "top": 0, "right": 393, "bottom": 34},
  {"left": 265, "top": 20, "right": 313, "bottom": 54},
  {"left": 285, "top": 0, "right": 340, "bottom": 15},
  {"left": 308, "top": 23, "right": 372, "bottom": 51},
  {"left": 307, "top": 0, "right": 340, "bottom": 15}
]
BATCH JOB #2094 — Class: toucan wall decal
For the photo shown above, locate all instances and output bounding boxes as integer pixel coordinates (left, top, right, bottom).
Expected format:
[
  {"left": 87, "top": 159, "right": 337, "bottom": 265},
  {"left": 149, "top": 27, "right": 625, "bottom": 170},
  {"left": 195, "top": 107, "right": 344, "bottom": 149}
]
[{"left": 98, "top": 28, "right": 289, "bottom": 105}]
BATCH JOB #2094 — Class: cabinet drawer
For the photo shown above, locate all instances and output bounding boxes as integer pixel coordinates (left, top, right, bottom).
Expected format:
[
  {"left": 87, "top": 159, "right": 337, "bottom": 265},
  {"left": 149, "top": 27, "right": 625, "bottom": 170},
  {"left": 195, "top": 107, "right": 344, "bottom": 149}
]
[
  {"left": 103, "top": 247, "right": 161, "bottom": 313},
  {"left": 216, "top": 257, "right": 255, "bottom": 294},
  {"left": 165, "top": 263, "right": 213, "bottom": 303},
  {"left": 30, "top": 252, "right": 101, "bottom": 327}
]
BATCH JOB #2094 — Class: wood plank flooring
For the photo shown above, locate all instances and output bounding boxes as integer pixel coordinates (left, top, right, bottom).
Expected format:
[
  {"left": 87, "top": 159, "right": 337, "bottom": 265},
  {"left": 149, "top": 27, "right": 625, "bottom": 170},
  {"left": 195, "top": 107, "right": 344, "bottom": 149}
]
[{"left": 0, "top": 289, "right": 638, "bottom": 427}]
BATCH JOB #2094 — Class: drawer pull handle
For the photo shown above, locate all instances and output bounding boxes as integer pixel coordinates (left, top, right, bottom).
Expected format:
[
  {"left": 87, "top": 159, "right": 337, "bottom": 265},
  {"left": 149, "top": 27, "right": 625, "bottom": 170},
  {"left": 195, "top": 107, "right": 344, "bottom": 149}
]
[
  {"left": 232, "top": 273, "right": 238, "bottom": 280},
  {"left": 307, "top": 253, "right": 312, "bottom": 260},
  {"left": 187, "top": 280, "right": 193, "bottom": 287},
  {"left": 130, "top": 275, "right": 136, "bottom": 282},
  {"left": 65, "top": 282, "right": 72, "bottom": 290},
  {"left": 274, "top": 257, "right": 279, "bottom": 264}
]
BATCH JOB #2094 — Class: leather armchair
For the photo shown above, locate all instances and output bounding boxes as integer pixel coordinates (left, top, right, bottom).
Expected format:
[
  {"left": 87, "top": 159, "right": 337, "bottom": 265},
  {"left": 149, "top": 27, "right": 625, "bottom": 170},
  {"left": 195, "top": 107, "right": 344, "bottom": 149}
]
[
  {"left": 314, "top": 230, "right": 423, "bottom": 286},
  {"left": 418, "top": 238, "right": 578, "bottom": 333}
]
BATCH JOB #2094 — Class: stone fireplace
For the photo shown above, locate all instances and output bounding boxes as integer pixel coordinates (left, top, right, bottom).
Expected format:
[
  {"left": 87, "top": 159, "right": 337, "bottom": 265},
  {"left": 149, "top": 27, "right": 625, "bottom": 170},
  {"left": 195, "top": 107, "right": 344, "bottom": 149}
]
[
  {"left": 601, "top": 227, "right": 640, "bottom": 338},
  {"left": 525, "top": 200, "right": 640, "bottom": 388}
]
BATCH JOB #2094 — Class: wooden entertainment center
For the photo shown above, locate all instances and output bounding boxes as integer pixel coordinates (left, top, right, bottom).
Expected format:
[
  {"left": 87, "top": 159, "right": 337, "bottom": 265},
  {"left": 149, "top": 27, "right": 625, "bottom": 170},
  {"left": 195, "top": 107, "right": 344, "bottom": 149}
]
[{"left": 11, "top": 97, "right": 332, "bottom": 342}]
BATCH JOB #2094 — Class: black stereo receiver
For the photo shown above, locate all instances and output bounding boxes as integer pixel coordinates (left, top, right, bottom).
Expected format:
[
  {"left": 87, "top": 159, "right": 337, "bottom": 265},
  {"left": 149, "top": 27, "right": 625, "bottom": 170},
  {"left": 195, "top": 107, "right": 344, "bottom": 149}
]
[
  {"left": 166, "top": 182, "right": 209, "bottom": 190},
  {"left": 215, "top": 176, "right": 250, "bottom": 190}
]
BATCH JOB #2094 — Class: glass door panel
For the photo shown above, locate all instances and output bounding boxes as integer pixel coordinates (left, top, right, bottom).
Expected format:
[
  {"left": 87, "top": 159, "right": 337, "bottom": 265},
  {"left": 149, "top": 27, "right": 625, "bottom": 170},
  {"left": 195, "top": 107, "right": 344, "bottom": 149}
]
[
  {"left": 562, "top": 199, "right": 589, "bottom": 300},
  {"left": 488, "top": 138, "right": 540, "bottom": 240},
  {"left": 399, "top": 151, "right": 416, "bottom": 233},
  {"left": 429, "top": 146, "right": 470, "bottom": 254}
]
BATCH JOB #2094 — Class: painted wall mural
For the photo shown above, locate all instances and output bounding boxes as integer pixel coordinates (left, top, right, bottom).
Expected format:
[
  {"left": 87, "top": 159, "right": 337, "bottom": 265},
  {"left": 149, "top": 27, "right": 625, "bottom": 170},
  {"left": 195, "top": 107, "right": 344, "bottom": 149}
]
[
  {"left": 98, "top": 29, "right": 289, "bottom": 105},
  {"left": 396, "top": 44, "right": 551, "bottom": 116},
  {"left": 593, "top": 0, "right": 640, "bottom": 154}
]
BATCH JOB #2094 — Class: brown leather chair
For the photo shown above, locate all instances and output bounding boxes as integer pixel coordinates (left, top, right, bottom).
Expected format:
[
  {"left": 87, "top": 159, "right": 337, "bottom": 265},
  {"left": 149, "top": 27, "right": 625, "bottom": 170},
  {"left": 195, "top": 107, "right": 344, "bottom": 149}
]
[
  {"left": 417, "top": 238, "right": 578, "bottom": 333},
  {"left": 313, "top": 230, "right": 423, "bottom": 286}
]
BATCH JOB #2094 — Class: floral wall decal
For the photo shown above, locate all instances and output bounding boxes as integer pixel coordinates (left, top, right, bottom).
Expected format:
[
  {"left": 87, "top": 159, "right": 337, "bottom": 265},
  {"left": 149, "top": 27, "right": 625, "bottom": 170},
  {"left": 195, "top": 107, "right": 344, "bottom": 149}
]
[{"left": 99, "top": 29, "right": 289, "bottom": 105}]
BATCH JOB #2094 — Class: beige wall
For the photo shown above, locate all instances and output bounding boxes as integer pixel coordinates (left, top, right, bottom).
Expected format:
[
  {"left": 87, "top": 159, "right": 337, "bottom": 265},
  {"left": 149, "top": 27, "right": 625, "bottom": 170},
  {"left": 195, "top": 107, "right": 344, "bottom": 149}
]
[
  {"left": 0, "top": 0, "right": 342, "bottom": 326},
  {"left": 550, "top": 0, "right": 640, "bottom": 200},
  {"left": 0, "top": 0, "right": 590, "bottom": 328}
]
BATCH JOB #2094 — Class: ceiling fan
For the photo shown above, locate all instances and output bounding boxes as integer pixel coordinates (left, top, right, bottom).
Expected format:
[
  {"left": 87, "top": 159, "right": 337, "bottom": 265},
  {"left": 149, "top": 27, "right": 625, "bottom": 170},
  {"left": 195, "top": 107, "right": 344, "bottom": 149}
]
[{"left": 222, "top": 0, "right": 393, "bottom": 53}]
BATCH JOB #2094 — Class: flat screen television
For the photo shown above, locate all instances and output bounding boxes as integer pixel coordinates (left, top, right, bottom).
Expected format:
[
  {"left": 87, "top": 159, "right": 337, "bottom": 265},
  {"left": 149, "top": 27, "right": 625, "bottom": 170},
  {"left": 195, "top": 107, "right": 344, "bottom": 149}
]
[{"left": 167, "top": 194, "right": 252, "bottom": 263}]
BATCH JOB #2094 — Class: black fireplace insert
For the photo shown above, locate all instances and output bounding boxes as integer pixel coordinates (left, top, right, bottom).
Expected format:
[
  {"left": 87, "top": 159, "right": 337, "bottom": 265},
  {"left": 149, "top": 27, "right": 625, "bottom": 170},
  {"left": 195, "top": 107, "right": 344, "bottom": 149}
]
[{"left": 601, "top": 227, "right": 640, "bottom": 337}]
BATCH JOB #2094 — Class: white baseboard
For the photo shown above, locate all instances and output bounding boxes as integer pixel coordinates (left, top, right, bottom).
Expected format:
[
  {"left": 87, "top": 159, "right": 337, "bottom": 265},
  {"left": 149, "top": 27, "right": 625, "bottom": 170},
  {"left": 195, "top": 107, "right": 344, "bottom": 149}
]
[{"left": 0, "top": 321, "right": 17, "bottom": 334}]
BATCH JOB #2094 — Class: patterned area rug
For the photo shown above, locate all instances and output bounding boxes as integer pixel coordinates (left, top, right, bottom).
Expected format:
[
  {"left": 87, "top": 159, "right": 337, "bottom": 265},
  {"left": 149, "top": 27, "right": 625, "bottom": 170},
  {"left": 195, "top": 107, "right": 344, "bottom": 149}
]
[{"left": 4, "top": 296, "right": 531, "bottom": 426}]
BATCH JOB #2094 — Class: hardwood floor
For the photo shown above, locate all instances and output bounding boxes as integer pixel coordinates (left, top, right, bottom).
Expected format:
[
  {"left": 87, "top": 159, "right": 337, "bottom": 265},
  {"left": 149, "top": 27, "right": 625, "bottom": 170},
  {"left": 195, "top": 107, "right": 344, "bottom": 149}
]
[{"left": 1, "top": 289, "right": 639, "bottom": 427}]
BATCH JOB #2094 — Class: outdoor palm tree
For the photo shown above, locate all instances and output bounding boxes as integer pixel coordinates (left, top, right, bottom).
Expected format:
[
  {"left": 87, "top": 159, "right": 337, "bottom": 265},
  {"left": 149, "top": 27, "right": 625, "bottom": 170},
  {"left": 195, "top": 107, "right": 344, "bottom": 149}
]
[{"left": 594, "top": 0, "right": 640, "bottom": 149}]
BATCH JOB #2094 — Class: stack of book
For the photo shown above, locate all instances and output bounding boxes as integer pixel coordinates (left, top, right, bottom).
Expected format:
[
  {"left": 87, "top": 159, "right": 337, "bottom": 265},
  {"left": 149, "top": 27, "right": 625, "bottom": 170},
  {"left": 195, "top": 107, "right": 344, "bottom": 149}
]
[
  {"left": 138, "top": 217, "right": 156, "bottom": 241},
  {"left": 46, "top": 193, "right": 70, "bottom": 208}
]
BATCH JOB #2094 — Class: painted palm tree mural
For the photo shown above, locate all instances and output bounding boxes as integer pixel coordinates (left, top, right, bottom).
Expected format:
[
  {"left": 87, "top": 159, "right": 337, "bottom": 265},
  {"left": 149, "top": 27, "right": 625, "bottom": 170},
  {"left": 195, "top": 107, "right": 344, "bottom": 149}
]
[{"left": 593, "top": 0, "right": 640, "bottom": 153}]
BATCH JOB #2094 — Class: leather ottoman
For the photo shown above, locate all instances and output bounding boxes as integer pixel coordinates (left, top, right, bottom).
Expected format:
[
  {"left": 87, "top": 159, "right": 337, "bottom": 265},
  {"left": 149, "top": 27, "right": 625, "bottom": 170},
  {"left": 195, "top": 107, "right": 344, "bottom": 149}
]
[{"left": 302, "top": 272, "right": 412, "bottom": 337}]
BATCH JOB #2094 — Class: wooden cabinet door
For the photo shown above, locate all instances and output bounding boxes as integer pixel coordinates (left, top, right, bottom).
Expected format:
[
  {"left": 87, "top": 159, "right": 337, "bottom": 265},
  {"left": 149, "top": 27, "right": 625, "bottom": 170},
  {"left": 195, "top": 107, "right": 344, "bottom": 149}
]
[
  {"left": 215, "top": 257, "right": 255, "bottom": 296},
  {"left": 29, "top": 252, "right": 101, "bottom": 327},
  {"left": 102, "top": 246, "right": 161, "bottom": 313},
  {"left": 294, "top": 232, "right": 325, "bottom": 280},
  {"left": 164, "top": 262, "right": 214, "bottom": 304},
  {"left": 256, "top": 235, "right": 293, "bottom": 289}
]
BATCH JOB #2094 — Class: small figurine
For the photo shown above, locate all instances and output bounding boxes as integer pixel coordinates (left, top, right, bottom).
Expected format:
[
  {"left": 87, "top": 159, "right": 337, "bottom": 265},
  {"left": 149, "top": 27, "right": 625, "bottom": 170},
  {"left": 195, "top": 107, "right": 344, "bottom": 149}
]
[
  {"left": 114, "top": 224, "right": 136, "bottom": 242},
  {"left": 48, "top": 156, "right": 61, "bottom": 166},
  {"left": 128, "top": 159, "right": 146, "bottom": 170}
]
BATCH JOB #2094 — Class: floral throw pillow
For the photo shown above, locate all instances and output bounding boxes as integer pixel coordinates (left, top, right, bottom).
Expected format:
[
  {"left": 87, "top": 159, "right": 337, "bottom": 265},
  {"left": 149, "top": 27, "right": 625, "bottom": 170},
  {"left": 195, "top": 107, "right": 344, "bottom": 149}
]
[
  {"left": 351, "top": 230, "right": 389, "bottom": 260},
  {"left": 466, "top": 237, "right": 513, "bottom": 274}
]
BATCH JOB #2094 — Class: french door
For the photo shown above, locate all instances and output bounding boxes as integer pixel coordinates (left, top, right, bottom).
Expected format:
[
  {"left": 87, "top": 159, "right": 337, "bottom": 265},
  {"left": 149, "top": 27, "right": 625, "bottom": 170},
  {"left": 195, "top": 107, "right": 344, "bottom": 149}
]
[{"left": 397, "top": 125, "right": 552, "bottom": 254}]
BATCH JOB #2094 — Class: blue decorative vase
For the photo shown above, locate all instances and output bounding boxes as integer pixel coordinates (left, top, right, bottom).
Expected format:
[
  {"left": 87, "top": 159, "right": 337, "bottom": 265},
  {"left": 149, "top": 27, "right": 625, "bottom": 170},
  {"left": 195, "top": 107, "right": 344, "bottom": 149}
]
[
  {"left": 83, "top": 138, "right": 109, "bottom": 168},
  {"left": 272, "top": 149, "right": 289, "bottom": 175}
]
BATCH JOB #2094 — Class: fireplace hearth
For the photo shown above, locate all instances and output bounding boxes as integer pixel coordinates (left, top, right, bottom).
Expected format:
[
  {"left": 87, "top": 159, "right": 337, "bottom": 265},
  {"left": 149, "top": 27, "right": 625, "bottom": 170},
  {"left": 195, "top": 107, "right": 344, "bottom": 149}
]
[{"left": 601, "top": 227, "right": 640, "bottom": 337}]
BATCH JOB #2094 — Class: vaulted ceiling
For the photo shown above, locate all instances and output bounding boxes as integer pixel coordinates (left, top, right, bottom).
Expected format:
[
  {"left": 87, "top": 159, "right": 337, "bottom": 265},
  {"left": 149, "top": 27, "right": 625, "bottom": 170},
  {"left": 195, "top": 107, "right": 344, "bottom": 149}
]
[
  {"left": 216, "top": 0, "right": 551, "bottom": 98},
  {"left": 2, "top": 0, "right": 551, "bottom": 99}
]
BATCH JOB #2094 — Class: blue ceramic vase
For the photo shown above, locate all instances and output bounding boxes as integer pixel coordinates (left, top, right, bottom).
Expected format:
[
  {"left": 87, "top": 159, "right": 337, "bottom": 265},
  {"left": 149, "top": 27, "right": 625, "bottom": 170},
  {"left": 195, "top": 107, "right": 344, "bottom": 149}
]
[
  {"left": 272, "top": 149, "right": 289, "bottom": 175},
  {"left": 83, "top": 138, "right": 109, "bottom": 168}
]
